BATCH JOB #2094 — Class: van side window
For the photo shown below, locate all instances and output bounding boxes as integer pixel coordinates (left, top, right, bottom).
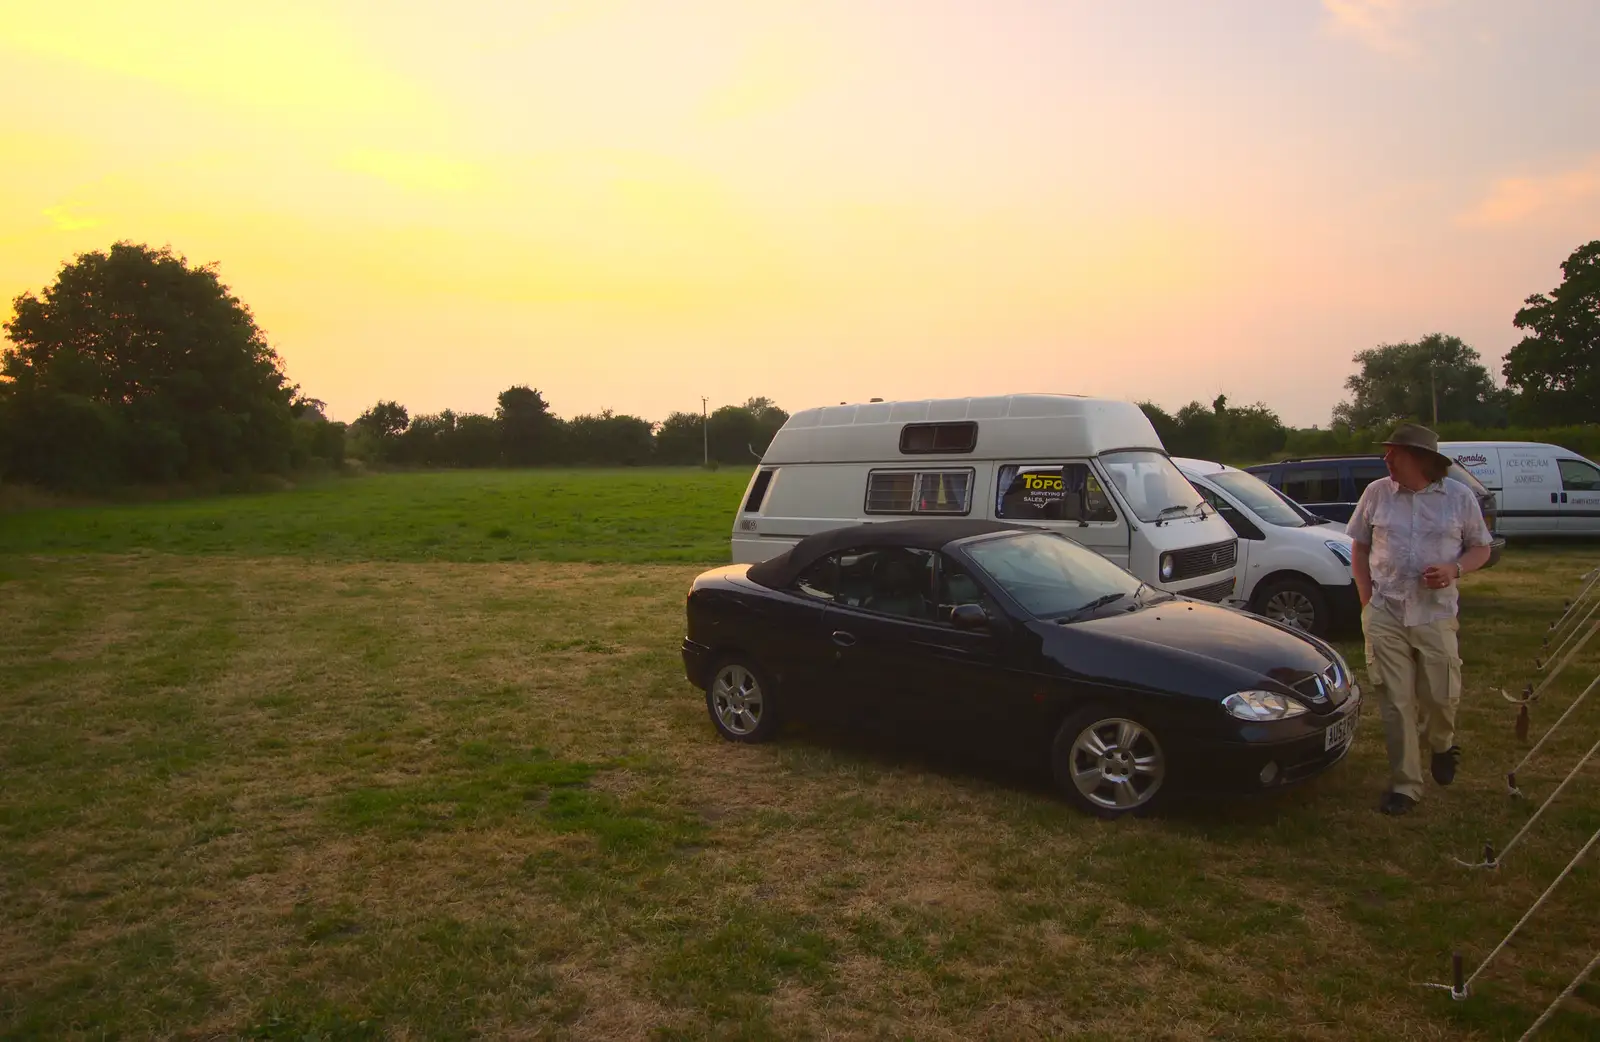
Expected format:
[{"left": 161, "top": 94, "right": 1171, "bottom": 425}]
[
  {"left": 864, "top": 469, "right": 974, "bottom": 515},
  {"left": 900, "top": 422, "right": 977, "bottom": 454},
  {"left": 996, "top": 464, "right": 1117, "bottom": 523},
  {"left": 1283, "top": 466, "right": 1341, "bottom": 504},
  {"left": 744, "top": 469, "right": 776, "bottom": 512},
  {"left": 1559, "top": 459, "right": 1600, "bottom": 491}
]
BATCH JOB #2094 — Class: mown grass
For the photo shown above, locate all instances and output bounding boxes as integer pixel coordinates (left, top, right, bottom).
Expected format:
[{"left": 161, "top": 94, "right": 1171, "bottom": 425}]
[
  {"left": 0, "top": 468, "right": 752, "bottom": 563},
  {"left": 1, "top": 470, "right": 1599, "bottom": 1040}
]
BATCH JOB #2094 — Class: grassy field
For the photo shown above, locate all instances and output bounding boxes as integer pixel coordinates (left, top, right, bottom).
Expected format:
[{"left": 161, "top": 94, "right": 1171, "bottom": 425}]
[
  {"left": 0, "top": 469, "right": 753, "bottom": 564},
  {"left": 2, "top": 469, "right": 1599, "bottom": 1041}
]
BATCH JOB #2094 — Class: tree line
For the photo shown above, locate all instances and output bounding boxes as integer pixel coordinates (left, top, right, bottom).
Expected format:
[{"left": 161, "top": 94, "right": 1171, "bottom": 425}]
[
  {"left": 2, "top": 239, "right": 1597, "bottom": 492},
  {"left": 344, "top": 391, "right": 789, "bottom": 470}
]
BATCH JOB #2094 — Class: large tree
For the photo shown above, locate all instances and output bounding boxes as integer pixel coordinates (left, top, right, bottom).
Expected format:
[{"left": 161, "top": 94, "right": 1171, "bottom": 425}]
[
  {"left": 654, "top": 411, "right": 707, "bottom": 465},
  {"left": 564, "top": 410, "right": 655, "bottom": 465},
  {"left": 1, "top": 242, "right": 296, "bottom": 487},
  {"left": 497, "top": 385, "right": 559, "bottom": 465},
  {"left": 1331, "top": 333, "right": 1508, "bottom": 430},
  {"left": 350, "top": 400, "right": 409, "bottom": 464},
  {"left": 1502, "top": 240, "right": 1600, "bottom": 426}
]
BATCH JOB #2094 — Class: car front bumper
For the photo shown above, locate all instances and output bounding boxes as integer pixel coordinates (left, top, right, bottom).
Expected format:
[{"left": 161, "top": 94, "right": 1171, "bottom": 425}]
[
  {"left": 681, "top": 637, "right": 713, "bottom": 690},
  {"left": 1178, "top": 692, "right": 1363, "bottom": 792}
]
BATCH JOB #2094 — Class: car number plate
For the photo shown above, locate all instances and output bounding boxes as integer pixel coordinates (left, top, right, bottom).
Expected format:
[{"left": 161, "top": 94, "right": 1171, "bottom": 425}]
[{"left": 1325, "top": 705, "right": 1359, "bottom": 751}]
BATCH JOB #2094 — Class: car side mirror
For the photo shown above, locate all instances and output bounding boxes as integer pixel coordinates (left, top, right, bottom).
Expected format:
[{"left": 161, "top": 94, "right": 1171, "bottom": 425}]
[{"left": 950, "top": 603, "right": 990, "bottom": 630}]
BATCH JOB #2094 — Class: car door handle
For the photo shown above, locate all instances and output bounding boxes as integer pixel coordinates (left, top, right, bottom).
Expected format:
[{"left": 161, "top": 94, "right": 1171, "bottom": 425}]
[
  {"left": 1553, "top": 492, "right": 1560, "bottom": 504},
  {"left": 831, "top": 630, "right": 857, "bottom": 647}
]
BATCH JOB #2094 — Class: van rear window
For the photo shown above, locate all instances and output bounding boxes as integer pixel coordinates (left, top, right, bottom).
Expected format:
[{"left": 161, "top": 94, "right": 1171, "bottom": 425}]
[
  {"left": 899, "top": 422, "right": 978, "bottom": 454},
  {"left": 744, "top": 469, "right": 775, "bottom": 512},
  {"left": 865, "top": 469, "right": 973, "bottom": 515}
]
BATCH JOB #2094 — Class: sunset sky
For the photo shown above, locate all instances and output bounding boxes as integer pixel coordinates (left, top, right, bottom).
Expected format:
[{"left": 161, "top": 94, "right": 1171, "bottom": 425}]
[{"left": 2, "top": 0, "right": 1597, "bottom": 428}]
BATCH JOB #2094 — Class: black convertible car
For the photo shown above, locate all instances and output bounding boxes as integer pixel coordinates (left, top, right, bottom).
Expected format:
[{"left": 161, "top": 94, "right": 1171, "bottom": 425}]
[{"left": 681, "top": 519, "right": 1362, "bottom": 817}]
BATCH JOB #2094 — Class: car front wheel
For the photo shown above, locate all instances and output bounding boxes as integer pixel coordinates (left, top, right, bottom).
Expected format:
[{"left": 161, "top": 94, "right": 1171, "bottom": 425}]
[
  {"left": 1251, "top": 576, "right": 1329, "bottom": 637},
  {"left": 705, "top": 656, "right": 782, "bottom": 743},
  {"left": 1051, "top": 706, "right": 1168, "bottom": 818}
]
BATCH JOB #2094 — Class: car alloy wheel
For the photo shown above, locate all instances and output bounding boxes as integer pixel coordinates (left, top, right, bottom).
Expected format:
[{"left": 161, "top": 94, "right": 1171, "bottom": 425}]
[
  {"left": 1264, "top": 588, "right": 1317, "bottom": 631},
  {"left": 712, "top": 664, "right": 763, "bottom": 734},
  {"left": 705, "top": 657, "right": 781, "bottom": 743},
  {"left": 1251, "top": 577, "right": 1329, "bottom": 637},
  {"left": 1056, "top": 713, "right": 1166, "bottom": 816}
]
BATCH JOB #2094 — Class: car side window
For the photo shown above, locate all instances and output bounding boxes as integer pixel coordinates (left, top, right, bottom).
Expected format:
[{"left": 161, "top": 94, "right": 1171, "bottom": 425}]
[
  {"left": 821, "top": 547, "right": 939, "bottom": 622},
  {"left": 1196, "top": 486, "right": 1265, "bottom": 540},
  {"left": 934, "top": 554, "right": 1000, "bottom": 623},
  {"left": 1559, "top": 459, "right": 1600, "bottom": 491},
  {"left": 996, "top": 463, "right": 1118, "bottom": 523},
  {"left": 1283, "top": 466, "right": 1341, "bottom": 504},
  {"left": 794, "top": 558, "right": 838, "bottom": 601},
  {"left": 1349, "top": 462, "right": 1388, "bottom": 497}
]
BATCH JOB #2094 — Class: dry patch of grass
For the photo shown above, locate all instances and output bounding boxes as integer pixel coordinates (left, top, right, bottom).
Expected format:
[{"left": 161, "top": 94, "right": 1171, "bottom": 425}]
[{"left": 2, "top": 548, "right": 1599, "bottom": 1040}]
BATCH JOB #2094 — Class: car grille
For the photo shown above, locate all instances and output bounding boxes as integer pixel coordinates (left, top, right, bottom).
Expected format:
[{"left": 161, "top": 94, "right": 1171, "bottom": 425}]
[
  {"left": 1292, "top": 662, "right": 1351, "bottom": 706},
  {"left": 1169, "top": 540, "right": 1238, "bottom": 581},
  {"left": 1183, "top": 577, "right": 1236, "bottom": 602}
]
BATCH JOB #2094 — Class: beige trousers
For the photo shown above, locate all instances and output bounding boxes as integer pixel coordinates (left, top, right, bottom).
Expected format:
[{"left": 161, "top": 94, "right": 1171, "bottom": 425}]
[{"left": 1361, "top": 601, "right": 1462, "bottom": 800}]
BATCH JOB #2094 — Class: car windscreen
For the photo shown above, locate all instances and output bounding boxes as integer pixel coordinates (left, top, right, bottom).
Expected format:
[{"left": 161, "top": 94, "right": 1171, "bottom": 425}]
[
  {"left": 1209, "top": 470, "right": 1310, "bottom": 528},
  {"left": 1097, "top": 451, "right": 1206, "bottom": 523},
  {"left": 964, "top": 531, "right": 1142, "bottom": 620}
]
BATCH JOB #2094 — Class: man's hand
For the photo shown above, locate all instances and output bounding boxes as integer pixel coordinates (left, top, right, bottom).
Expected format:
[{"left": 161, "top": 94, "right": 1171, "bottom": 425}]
[
  {"left": 1424, "top": 545, "right": 1494, "bottom": 590},
  {"left": 1422, "top": 563, "right": 1458, "bottom": 590}
]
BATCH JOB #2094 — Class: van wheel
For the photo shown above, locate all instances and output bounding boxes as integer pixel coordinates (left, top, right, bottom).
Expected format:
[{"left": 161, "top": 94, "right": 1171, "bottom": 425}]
[
  {"left": 706, "top": 656, "right": 782, "bottom": 743},
  {"left": 1251, "top": 577, "right": 1329, "bottom": 637},
  {"left": 1051, "top": 706, "right": 1168, "bottom": 819}
]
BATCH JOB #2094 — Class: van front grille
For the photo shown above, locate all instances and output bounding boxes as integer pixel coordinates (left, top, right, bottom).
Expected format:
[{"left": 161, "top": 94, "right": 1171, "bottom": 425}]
[
  {"left": 1169, "top": 540, "right": 1238, "bottom": 581},
  {"left": 1183, "top": 577, "right": 1236, "bottom": 603}
]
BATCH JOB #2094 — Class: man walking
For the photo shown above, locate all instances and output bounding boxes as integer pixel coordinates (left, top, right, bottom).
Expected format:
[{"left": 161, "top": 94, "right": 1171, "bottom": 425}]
[{"left": 1347, "top": 423, "right": 1493, "bottom": 815}]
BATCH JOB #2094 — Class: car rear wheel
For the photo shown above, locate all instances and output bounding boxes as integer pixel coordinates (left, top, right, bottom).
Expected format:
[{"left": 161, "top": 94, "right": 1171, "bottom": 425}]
[
  {"left": 1251, "top": 576, "right": 1329, "bottom": 637},
  {"left": 1051, "top": 707, "right": 1167, "bottom": 818},
  {"left": 706, "top": 656, "right": 781, "bottom": 743}
]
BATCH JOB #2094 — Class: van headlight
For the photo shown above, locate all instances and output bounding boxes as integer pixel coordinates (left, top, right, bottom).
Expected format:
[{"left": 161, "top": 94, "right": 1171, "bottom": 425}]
[
  {"left": 1222, "top": 691, "right": 1310, "bottom": 721},
  {"left": 1325, "top": 540, "right": 1352, "bottom": 565},
  {"left": 1159, "top": 553, "right": 1175, "bottom": 582}
]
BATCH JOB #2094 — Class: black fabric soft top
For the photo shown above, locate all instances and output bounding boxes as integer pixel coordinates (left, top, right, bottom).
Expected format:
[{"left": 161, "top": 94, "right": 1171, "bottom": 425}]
[{"left": 745, "top": 519, "right": 1031, "bottom": 589}]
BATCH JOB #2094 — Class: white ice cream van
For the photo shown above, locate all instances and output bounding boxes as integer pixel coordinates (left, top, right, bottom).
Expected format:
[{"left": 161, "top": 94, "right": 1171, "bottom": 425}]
[
  {"left": 731, "top": 394, "right": 1241, "bottom": 601},
  {"left": 1441, "top": 441, "right": 1600, "bottom": 537}
]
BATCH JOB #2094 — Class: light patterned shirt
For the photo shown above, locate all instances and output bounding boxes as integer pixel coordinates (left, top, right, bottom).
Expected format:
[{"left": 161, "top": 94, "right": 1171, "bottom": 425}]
[{"left": 1346, "top": 476, "right": 1492, "bottom": 627}]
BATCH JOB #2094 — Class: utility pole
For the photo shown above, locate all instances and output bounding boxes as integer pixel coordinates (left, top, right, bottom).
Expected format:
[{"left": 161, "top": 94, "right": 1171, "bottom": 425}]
[
  {"left": 701, "top": 396, "right": 709, "bottom": 468},
  {"left": 1430, "top": 360, "right": 1439, "bottom": 426}
]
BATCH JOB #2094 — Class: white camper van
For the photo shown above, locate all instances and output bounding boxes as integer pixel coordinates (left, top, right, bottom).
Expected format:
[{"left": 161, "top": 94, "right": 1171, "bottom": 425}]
[
  {"left": 1440, "top": 441, "right": 1600, "bottom": 537},
  {"left": 732, "top": 394, "right": 1241, "bottom": 601}
]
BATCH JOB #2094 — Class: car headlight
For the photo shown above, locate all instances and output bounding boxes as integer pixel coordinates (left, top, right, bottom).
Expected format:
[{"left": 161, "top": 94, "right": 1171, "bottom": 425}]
[
  {"left": 1159, "top": 552, "right": 1175, "bottom": 582},
  {"left": 1324, "top": 540, "right": 1352, "bottom": 566},
  {"left": 1222, "top": 690, "right": 1310, "bottom": 721}
]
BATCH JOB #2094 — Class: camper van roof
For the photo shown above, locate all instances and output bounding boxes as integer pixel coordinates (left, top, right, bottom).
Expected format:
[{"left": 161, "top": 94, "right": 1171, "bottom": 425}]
[{"left": 761, "top": 394, "right": 1164, "bottom": 465}]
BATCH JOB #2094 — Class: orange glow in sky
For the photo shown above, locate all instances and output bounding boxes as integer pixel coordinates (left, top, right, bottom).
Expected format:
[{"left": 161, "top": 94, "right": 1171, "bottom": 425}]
[{"left": 2, "top": 1, "right": 1597, "bottom": 426}]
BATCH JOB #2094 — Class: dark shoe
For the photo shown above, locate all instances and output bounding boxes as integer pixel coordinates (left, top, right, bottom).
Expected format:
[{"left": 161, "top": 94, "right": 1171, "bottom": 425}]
[
  {"left": 1379, "top": 791, "right": 1418, "bottom": 815},
  {"left": 1432, "top": 746, "right": 1461, "bottom": 786}
]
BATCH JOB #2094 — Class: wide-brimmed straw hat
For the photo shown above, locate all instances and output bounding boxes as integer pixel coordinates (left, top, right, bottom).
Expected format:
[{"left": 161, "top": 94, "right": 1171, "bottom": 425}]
[{"left": 1380, "top": 422, "right": 1453, "bottom": 469}]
